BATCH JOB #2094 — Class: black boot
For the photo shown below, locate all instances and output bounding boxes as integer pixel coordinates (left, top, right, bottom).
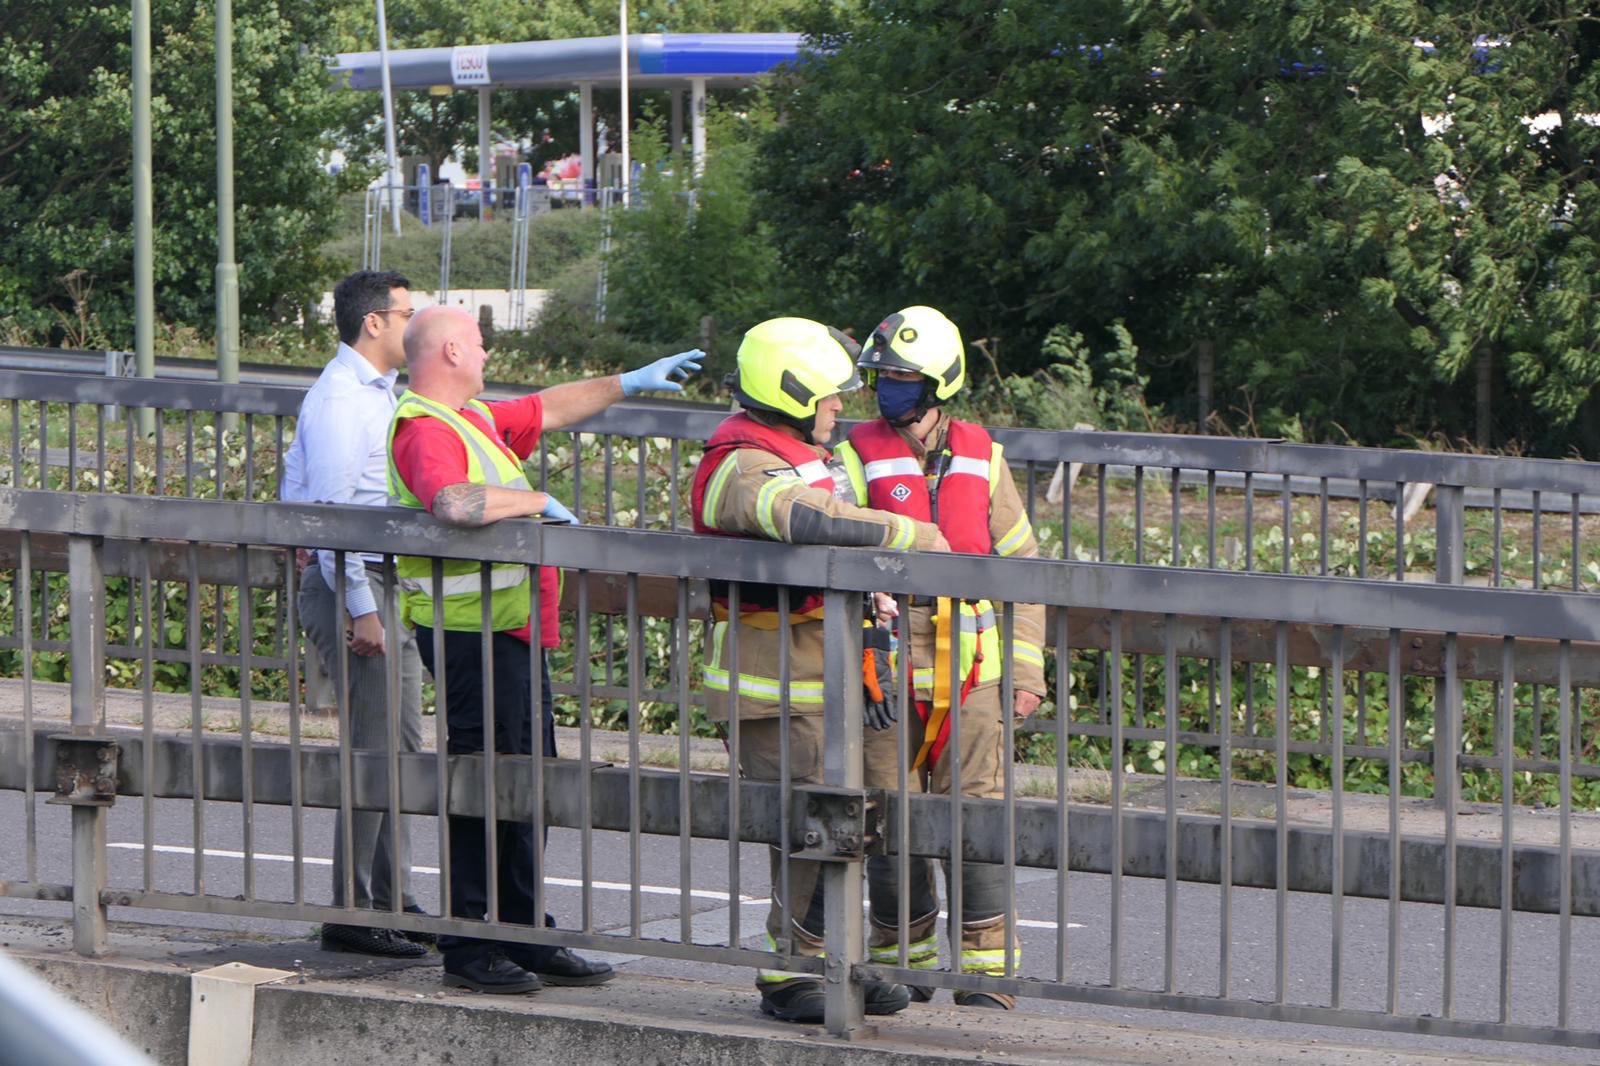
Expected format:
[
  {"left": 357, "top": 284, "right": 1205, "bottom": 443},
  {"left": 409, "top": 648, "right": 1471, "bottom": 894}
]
[
  {"left": 759, "top": 980, "right": 827, "bottom": 1023},
  {"left": 864, "top": 980, "right": 911, "bottom": 1015}
]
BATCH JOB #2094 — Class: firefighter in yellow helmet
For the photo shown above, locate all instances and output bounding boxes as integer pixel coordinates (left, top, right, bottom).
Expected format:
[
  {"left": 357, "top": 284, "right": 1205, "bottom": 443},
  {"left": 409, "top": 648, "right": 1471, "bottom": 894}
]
[
  {"left": 689, "top": 317, "right": 950, "bottom": 1023},
  {"left": 835, "top": 306, "right": 1048, "bottom": 1009}
]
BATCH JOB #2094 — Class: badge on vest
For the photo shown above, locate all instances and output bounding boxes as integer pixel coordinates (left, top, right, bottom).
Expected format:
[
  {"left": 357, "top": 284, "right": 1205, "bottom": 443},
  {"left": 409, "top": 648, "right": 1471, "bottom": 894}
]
[{"left": 890, "top": 483, "right": 913, "bottom": 502}]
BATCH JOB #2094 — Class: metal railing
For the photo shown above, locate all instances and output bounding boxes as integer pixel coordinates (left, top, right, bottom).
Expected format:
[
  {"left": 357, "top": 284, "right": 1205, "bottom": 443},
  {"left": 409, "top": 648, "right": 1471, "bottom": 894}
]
[{"left": 2, "top": 487, "right": 1599, "bottom": 1048}]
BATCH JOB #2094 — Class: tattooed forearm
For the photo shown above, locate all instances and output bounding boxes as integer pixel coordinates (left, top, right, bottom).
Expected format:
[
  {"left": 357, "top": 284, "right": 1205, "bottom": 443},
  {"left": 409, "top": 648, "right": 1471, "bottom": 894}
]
[{"left": 433, "top": 483, "right": 489, "bottom": 526}]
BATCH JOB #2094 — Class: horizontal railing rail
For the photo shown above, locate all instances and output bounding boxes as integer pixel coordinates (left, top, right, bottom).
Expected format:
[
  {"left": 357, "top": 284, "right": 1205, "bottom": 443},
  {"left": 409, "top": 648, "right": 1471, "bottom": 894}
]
[{"left": 2, "top": 487, "right": 1599, "bottom": 1047}]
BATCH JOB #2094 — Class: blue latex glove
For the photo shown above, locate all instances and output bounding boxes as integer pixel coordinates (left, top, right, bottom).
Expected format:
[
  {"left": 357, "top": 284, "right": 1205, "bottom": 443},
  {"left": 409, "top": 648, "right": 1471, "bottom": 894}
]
[
  {"left": 541, "top": 496, "right": 580, "bottom": 525},
  {"left": 620, "top": 348, "right": 704, "bottom": 396}
]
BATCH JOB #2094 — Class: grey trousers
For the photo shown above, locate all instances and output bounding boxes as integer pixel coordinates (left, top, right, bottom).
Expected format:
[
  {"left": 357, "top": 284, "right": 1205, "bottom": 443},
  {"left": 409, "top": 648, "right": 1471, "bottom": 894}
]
[{"left": 298, "top": 564, "right": 424, "bottom": 910}]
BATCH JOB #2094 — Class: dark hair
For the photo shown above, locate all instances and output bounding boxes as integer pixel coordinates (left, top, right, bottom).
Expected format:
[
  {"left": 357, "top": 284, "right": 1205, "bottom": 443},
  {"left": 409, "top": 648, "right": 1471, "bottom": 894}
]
[{"left": 332, "top": 270, "right": 411, "bottom": 345}]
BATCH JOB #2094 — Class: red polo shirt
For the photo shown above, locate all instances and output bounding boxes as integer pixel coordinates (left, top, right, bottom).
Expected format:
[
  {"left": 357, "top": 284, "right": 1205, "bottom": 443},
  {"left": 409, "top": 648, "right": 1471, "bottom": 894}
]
[{"left": 390, "top": 392, "right": 561, "bottom": 648}]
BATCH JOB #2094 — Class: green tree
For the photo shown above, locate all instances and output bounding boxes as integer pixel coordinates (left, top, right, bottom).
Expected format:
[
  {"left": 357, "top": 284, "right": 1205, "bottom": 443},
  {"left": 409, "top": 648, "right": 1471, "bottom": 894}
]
[
  {"left": 605, "top": 106, "right": 782, "bottom": 366},
  {"left": 0, "top": 1, "right": 345, "bottom": 343},
  {"left": 755, "top": 0, "right": 1600, "bottom": 451}
]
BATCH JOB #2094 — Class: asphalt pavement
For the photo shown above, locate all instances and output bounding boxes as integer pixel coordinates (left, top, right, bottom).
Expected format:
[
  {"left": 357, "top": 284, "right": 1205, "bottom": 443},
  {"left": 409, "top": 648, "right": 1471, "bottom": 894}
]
[{"left": 1, "top": 786, "right": 1594, "bottom": 1063}]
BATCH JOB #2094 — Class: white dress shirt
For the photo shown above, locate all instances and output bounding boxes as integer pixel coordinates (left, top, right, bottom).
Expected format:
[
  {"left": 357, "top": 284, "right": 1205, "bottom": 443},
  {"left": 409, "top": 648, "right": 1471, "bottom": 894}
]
[{"left": 280, "top": 342, "right": 400, "bottom": 619}]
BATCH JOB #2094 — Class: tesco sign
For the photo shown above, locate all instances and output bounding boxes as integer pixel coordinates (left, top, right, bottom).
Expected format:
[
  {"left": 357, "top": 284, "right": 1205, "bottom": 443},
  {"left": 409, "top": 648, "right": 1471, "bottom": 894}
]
[{"left": 451, "top": 46, "right": 490, "bottom": 86}]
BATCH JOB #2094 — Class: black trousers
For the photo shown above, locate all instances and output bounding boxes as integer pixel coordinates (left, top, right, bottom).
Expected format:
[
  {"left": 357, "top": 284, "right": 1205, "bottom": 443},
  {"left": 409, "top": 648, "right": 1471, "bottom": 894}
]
[{"left": 417, "top": 627, "right": 558, "bottom": 968}]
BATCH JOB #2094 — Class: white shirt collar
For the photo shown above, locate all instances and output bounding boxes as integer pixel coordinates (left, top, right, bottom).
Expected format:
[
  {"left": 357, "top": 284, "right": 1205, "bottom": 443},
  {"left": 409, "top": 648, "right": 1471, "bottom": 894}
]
[{"left": 334, "top": 342, "right": 399, "bottom": 390}]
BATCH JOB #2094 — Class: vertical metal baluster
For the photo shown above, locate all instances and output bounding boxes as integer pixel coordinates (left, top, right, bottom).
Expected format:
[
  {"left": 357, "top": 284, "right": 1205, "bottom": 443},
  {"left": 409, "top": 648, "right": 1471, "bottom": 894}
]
[
  {"left": 1109, "top": 611, "right": 1123, "bottom": 988},
  {"left": 125, "top": 405, "right": 136, "bottom": 493},
  {"left": 1498, "top": 637, "right": 1514, "bottom": 1024},
  {"left": 36, "top": 400, "right": 47, "bottom": 490},
  {"left": 1572, "top": 495, "right": 1581, "bottom": 592},
  {"left": 1358, "top": 480, "right": 1369, "bottom": 577},
  {"left": 67, "top": 402, "right": 77, "bottom": 489},
  {"left": 189, "top": 542, "right": 206, "bottom": 895},
  {"left": 1170, "top": 467, "right": 1181, "bottom": 566},
  {"left": 335, "top": 554, "right": 355, "bottom": 911},
  {"left": 1055, "top": 605, "right": 1070, "bottom": 982},
  {"left": 1243, "top": 473, "right": 1255, "bottom": 738},
  {"left": 1558, "top": 642, "right": 1573, "bottom": 1030},
  {"left": 383, "top": 558, "right": 403, "bottom": 920},
  {"left": 481, "top": 564, "right": 499, "bottom": 925},
  {"left": 777, "top": 587, "right": 793, "bottom": 970},
  {"left": 1025, "top": 462, "right": 1038, "bottom": 527},
  {"left": 96, "top": 403, "right": 107, "bottom": 489},
  {"left": 1096, "top": 466, "right": 1108, "bottom": 562},
  {"left": 676, "top": 581, "right": 693, "bottom": 946},
  {"left": 238, "top": 546, "right": 255, "bottom": 900},
  {"left": 1319, "top": 479, "right": 1331, "bottom": 744},
  {"left": 1133, "top": 467, "right": 1145, "bottom": 729},
  {"left": 627, "top": 574, "right": 643, "bottom": 939},
  {"left": 670, "top": 439, "right": 682, "bottom": 529},
  {"left": 1002, "top": 603, "right": 1017, "bottom": 979},
  {"left": 184, "top": 410, "right": 195, "bottom": 496},
  {"left": 1274, "top": 623, "right": 1289, "bottom": 1005},
  {"left": 1206, "top": 471, "right": 1218, "bottom": 732},
  {"left": 244, "top": 413, "right": 255, "bottom": 499},
  {"left": 896, "top": 595, "right": 911, "bottom": 971},
  {"left": 1532, "top": 492, "right": 1544, "bottom": 755},
  {"left": 603, "top": 434, "right": 616, "bottom": 525},
  {"left": 634, "top": 436, "right": 647, "bottom": 530},
  {"left": 1061, "top": 448, "right": 1074, "bottom": 561},
  {"left": 1442, "top": 633, "right": 1459, "bottom": 1019},
  {"left": 1280, "top": 474, "right": 1291, "bottom": 575},
  {"left": 1492, "top": 488, "right": 1503, "bottom": 588},
  {"left": 1218, "top": 621, "right": 1232, "bottom": 998},
  {"left": 571, "top": 432, "right": 585, "bottom": 520},
  {"left": 1394, "top": 480, "right": 1405, "bottom": 581},
  {"left": 275, "top": 417, "right": 286, "bottom": 499},
  {"left": 726, "top": 580, "right": 742, "bottom": 948},
  {"left": 214, "top": 410, "right": 225, "bottom": 498},
  {"left": 1386, "top": 630, "right": 1401, "bottom": 1014},
  {"left": 577, "top": 569, "right": 593, "bottom": 931},
  {"left": 286, "top": 551, "right": 304, "bottom": 903},
  {"left": 947, "top": 596, "right": 964, "bottom": 983},
  {"left": 141, "top": 543, "right": 155, "bottom": 892},
  {"left": 434, "top": 560, "right": 453, "bottom": 921},
  {"left": 1330, "top": 626, "right": 1344, "bottom": 1009},
  {"left": 19, "top": 533, "right": 35, "bottom": 883},
  {"left": 529, "top": 568, "right": 546, "bottom": 936},
  {"left": 10, "top": 400, "right": 22, "bottom": 491},
  {"left": 155, "top": 413, "right": 166, "bottom": 495},
  {"left": 1163, "top": 614, "right": 1178, "bottom": 993}
]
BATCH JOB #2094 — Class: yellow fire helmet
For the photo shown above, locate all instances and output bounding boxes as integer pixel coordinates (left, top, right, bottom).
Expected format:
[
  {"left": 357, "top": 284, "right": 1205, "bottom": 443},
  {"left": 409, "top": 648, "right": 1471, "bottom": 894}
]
[
  {"left": 858, "top": 304, "right": 965, "bottom": 401},
  {"left": 728, "top": 317, "right": 862, "bottom": 432}
]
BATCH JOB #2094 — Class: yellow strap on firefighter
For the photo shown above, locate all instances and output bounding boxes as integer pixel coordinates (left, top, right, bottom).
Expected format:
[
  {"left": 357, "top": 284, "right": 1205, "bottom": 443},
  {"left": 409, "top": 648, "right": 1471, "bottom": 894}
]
[{"left": 914, "top": 597, "right": 956, "bottom": 770}]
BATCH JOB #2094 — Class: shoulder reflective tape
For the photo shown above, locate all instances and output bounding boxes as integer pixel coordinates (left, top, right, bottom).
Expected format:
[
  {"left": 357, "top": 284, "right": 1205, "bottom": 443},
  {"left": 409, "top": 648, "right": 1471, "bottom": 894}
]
[
  {"left": 863, "top": 457, "right": 922, "bottom": 481},
  {"left": 703, "top": 667, "right": 825, "bottom": 703},
  {"left": 945, "top": 455, "right": 990, "bottom": 480},
  {"left": 398, "top": 565, "right": 528, "bottom": 598},
  {"left": 701, "top": 452, "right": 741, "bottom": 530},
  {"left": 994, "top": 514, "right": 1033, "bottom": 556},
  {"left": 792, "top": 459, "right": 831, "bottom": 484}
]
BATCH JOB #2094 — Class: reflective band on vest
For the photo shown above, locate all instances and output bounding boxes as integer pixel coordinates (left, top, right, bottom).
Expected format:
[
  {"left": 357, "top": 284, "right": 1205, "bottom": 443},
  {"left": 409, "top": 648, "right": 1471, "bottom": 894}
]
[{"left": 386, "top": 392, "right": 534, "bottom": 633}]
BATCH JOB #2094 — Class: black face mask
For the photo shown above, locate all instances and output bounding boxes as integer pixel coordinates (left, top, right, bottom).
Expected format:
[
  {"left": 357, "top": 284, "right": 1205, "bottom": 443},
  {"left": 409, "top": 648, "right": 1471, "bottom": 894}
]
[{"left": 876, "top": 378, "right": 925, "bottom": 423}]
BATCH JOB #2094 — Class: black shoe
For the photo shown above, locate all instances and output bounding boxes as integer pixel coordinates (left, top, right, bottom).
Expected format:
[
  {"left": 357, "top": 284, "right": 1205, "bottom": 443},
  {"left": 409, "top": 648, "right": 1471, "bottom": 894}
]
[
  {"left": 443, "top": 951, "right": 542, "bottom": 994},
  {"left": 400, "top": 905, "right": 436, "bottom": 946},
  {"left": 320, "top": 923, "right": 428, "bottom": 959},
  {"left": 510, "top": 946, "right": 615, "bottom": 987},
  {"left": 954, "top": 990, "right": 1013, "bottom": 1009},
  {"left": 759, "top": 980, "right": 826, "bottom": 1024},
  {"left": 908, "top": 984, "right": 936, "bottom": 1003},
  {"left": 864, "top": 980, "right": 911, "bottom": 1015}
]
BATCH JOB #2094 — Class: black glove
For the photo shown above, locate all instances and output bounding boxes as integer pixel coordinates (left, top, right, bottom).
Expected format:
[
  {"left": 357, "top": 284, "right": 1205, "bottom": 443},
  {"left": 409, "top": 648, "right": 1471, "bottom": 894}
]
[{"left": 862, "top": 625, "right": 898, "bottom": 732}]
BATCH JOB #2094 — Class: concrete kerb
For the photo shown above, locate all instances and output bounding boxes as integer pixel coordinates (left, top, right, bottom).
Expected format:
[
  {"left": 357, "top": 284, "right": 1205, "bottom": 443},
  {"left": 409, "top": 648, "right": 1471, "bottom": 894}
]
[{"left": 4, "top": 917, "right": 1525, "bottom": 1066}]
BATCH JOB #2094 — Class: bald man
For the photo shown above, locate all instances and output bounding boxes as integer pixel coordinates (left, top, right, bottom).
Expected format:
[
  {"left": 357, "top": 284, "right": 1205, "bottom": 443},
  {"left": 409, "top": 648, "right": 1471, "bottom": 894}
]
[{"left": 388, "top": 306, "right": 701, "bottom": 994}]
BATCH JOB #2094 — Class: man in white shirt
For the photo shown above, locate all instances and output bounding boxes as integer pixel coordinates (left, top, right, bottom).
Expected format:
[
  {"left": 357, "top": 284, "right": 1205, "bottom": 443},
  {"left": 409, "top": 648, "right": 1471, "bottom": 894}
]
[{"left": 282, "top": 270, "right": 429, "bottom": 958}]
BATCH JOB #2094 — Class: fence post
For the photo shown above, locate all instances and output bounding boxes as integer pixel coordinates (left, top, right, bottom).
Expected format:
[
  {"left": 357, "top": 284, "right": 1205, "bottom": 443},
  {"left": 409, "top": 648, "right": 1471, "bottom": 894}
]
[
  {"left": 821, "top": 590, "right": 866, "bottom": 1036},
  {"left": 1434, "top": 486, "right": 1464, "bottom": 813},
  {"left": 67, "top": 534, "right": 109, "bottom": 955}
]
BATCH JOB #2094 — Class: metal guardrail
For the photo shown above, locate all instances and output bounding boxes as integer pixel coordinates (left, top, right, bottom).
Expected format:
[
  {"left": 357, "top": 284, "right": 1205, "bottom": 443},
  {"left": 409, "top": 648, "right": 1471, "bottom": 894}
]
[{"left": 1, "top": 488, "right": 1599, "bottom": 1048}]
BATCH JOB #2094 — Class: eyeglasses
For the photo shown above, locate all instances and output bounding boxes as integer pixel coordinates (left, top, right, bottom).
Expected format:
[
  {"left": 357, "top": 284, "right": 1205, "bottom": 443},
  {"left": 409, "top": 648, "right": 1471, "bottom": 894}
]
[{"left": 370, "top": 307, "right": 415, "bottom": 320}]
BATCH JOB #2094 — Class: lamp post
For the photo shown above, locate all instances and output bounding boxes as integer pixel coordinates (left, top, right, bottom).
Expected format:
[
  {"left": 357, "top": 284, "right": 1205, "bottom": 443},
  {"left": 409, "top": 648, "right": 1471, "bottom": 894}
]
[
  {"left": 215, "top": 0, "right": 240, "bottom": 428},
  {"left": 619, "top": 0, "right": 630, "bottom": 206},
  {"left": 376, "top": 0, "right": 402, "bottom": 234},
  {"left": 132, "top": 0, "right": 155, "bottom": 436}
]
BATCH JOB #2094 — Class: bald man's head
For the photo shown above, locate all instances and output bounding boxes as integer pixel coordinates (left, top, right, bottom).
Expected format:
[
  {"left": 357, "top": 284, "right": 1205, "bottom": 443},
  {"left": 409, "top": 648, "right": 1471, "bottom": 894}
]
[{"left": 403, "top": 305, "right": 487, "bottom": 403}]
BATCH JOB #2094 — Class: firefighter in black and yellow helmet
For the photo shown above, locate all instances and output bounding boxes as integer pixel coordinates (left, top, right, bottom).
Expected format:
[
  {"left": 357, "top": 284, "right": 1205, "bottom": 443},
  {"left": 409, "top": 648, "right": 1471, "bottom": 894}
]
[
  {"left": 689, "top": 317, "right": 949, "bottom": 1023},
  {"left": 835, "top": 305, "right": 1048, "bottom": 1010}
]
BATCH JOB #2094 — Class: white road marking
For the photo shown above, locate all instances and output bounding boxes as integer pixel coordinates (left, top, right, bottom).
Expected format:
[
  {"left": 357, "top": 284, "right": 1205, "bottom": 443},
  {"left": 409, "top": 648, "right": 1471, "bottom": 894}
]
[{"left": 107, "top": 842, "right": 1082, "bottom": 929}]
